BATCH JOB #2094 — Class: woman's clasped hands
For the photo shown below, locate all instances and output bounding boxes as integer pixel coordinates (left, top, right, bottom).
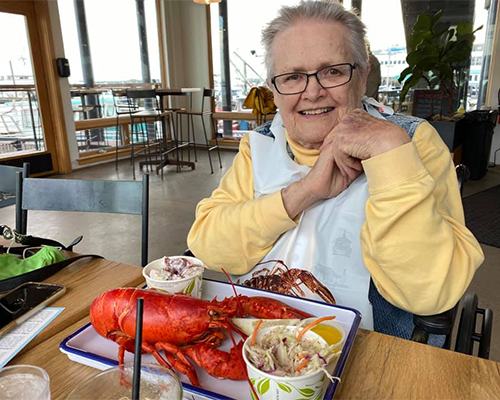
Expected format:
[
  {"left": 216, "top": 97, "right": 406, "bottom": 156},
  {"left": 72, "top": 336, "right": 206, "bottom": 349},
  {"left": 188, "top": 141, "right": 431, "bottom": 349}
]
[{"left": 311, "top": 108, "right": 411, "bottom": 195}]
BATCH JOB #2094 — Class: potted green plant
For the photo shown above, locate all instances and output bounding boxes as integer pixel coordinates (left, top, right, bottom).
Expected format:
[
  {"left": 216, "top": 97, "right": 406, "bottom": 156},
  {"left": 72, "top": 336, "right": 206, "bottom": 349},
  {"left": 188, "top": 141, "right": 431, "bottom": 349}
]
[{"left": 398, "top": 10, "right": 482, "bottom": 119}]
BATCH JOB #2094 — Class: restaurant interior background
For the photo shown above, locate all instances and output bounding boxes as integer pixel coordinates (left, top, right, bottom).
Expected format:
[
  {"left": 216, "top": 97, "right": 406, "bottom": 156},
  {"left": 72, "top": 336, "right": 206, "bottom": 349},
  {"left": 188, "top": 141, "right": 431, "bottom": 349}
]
[{"left": 1, "top": 0, "right": 500, "bottom": 362}]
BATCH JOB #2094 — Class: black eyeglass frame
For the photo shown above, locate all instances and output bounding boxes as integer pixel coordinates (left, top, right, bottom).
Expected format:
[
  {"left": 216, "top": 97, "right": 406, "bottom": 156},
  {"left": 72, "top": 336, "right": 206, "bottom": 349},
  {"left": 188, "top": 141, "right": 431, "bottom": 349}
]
[{"left": 271, "top": 62, "right": 358, "bottom": 95}]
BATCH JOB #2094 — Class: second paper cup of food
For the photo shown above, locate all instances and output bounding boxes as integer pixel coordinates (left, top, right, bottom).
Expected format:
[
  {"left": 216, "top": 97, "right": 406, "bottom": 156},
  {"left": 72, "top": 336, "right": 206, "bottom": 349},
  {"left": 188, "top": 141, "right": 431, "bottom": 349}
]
[
  {"left": 243, "top": 326, "right": 334, "bottom": 400},
  {"left": 143, "top": 256, "right": 205, "bottom": 298}
]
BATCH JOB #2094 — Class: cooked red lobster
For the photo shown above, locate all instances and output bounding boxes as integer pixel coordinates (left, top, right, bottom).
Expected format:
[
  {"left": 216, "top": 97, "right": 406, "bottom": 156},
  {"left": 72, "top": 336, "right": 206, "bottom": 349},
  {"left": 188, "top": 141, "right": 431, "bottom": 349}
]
[{"left": 89, "top": 288, "right": 311, "bottom": 386}]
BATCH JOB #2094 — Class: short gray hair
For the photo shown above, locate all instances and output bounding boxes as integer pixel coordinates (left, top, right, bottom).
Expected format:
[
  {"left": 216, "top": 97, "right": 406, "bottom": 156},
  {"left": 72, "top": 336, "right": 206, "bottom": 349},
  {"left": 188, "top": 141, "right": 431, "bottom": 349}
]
[{"left": 262, "top": 0, "right": 369, "bottom": 79}]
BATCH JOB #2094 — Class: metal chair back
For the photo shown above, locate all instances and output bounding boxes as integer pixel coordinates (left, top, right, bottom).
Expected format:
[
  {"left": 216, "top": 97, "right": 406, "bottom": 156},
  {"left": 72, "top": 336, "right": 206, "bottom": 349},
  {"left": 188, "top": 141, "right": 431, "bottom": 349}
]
[
  {"left": 0, "top": 163, "right": 29, "bottom": 208},
  {"left": 15, "top": 174, "right": 149, "bottom": 267},
  {"left": 111, "top": 89, "right": 133, "bottom": 113},
  {"left": 200, "top": 88, "right": 215, "bottom": 113},
  {"left": 126, "top": 89, "right": 157, "bottom": 99},
  {"left": 126, "top": 89, "right": 160, "bottom": 114}
]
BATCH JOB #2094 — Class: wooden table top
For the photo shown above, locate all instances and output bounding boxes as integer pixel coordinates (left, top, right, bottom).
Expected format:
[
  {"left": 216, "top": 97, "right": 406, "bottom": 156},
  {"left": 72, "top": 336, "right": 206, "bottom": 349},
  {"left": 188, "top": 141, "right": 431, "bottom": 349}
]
[
  {"left": 5, "top": 256, "right": 500, "bottom": 400},
  {"left": 70, "top": 88, "right": 108, "bottom": 95},
  {"left": 10, "top": 256, "right": 144, "bottom": 355},
  {"left": 10, "top": 317, "right": 98, "bottom": 400},
  {"left": 336, "top": 329, "right": 500, "bottom": 399}
]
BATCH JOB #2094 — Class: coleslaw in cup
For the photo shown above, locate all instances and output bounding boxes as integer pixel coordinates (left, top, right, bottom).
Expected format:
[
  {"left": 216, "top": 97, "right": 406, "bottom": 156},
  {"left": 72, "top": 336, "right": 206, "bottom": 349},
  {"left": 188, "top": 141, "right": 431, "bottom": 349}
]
[
  {"left": 143, "top": 256, "right": 204, "bottom": 298},
  {"left": 243, "top": 325, "right": 341, "bottom": 400}
]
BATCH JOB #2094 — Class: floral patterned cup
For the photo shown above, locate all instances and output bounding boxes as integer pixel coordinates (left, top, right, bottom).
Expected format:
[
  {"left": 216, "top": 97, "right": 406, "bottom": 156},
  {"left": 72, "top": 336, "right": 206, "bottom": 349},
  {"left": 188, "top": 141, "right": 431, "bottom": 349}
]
[{"left": 243, "top": 326, "right": 334, "bottom": 400}]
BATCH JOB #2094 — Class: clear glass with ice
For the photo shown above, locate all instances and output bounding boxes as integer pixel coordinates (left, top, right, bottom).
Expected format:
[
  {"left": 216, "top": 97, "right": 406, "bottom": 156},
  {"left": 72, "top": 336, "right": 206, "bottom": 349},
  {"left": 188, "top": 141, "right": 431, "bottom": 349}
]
[
  {"left": 66, "top": 363, "right": 183, "bottom": 400},
  {"left": 0, "top": 365, "right": 50, "bottom": 400}
]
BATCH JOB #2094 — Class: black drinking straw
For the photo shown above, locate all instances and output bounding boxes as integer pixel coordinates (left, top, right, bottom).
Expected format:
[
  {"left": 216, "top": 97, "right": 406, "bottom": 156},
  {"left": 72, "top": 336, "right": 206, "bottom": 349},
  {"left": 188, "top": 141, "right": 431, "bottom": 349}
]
[{"left": 132, "top": 298, "right": 144, "bottom": 400}]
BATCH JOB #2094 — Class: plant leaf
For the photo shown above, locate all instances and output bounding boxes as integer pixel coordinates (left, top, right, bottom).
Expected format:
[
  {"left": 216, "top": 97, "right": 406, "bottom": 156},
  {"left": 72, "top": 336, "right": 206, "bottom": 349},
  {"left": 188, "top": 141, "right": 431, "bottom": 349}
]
[
  {"left": 399, "top": 73, "right": 422, "bottom": 103},
  {"left": 457, "top": 21, "right": 474, "bottom": 35},
  {"left": 398, "top": 67, "right": 412, "bottom": 83},
  {"left": 473, "top": 25, "right": 484, "bottom": 34},
  {"left": 404, "top": 9, "right": 477, "bottom": 93},
  {"left": 413, "top": 12, "right": 433, "bottom": 32}
]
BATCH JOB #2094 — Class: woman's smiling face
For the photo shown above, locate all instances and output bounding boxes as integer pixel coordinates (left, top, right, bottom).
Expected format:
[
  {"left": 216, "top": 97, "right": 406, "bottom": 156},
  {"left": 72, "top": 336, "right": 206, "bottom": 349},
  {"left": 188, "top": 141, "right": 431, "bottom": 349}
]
[{"left": 269, "top": 20, "right": 368, "bottom": 149}]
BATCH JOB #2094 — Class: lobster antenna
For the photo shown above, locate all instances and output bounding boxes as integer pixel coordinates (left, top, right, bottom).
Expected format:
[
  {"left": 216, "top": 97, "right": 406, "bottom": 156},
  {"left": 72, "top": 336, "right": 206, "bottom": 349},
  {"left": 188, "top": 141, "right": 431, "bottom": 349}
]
[
  {"left": 221, "top": 268, "right": 244, "bottom": 317},
  {"left": 226, "top": 326, "right": 238, "bottom": 347},
  {"left": 255, "top": 259, "right": 289, "bottom": 270}
]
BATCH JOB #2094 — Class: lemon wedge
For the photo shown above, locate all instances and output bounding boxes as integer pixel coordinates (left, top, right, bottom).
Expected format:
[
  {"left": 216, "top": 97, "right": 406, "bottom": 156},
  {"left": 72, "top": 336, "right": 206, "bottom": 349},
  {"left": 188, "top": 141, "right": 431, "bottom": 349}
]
[{"left": 231, "top": 318, "right": 300, "bottom": 336}]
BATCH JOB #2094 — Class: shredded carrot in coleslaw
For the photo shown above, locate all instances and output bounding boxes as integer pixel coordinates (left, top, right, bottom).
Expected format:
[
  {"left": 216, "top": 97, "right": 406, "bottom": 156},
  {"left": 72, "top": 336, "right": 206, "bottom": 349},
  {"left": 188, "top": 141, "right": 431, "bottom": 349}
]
[{"left": 297, "top": 316, "right": 336, "bottom": 341}]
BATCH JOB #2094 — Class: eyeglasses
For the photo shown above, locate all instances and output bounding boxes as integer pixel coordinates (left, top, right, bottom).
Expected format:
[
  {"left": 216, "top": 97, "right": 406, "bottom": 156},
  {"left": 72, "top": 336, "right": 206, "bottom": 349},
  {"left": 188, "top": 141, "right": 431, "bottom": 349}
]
[{"left": 271, "top": 63, "right": 357, "bottom": 95}]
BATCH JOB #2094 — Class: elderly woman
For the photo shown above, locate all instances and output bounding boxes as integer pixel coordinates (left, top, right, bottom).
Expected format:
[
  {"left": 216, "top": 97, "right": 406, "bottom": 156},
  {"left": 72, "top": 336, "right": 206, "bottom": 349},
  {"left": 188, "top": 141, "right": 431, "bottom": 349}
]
[{"left": 187, "top": 0, "right": 483, "bottom": 337}]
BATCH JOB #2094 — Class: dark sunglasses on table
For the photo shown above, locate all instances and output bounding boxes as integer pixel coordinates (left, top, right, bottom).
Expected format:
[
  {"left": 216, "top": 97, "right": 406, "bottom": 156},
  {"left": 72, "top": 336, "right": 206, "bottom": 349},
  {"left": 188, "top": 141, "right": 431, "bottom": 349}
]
[{"left": 271, "top": 62, "right": 357, "bottom": 95}]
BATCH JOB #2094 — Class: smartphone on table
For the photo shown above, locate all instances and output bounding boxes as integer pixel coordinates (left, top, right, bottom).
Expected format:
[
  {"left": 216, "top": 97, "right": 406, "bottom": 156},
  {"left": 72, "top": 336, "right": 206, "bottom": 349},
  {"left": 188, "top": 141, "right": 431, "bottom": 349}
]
[{"left": 0, "top": 282, "right": 66, "bottom": 336}]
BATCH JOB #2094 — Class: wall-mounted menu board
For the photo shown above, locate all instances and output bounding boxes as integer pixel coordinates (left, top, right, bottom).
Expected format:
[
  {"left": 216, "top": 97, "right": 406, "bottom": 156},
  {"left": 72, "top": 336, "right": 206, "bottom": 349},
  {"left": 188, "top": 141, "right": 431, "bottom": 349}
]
[{"left": 411, "top": 89, "right": 453, "bottom": 118}]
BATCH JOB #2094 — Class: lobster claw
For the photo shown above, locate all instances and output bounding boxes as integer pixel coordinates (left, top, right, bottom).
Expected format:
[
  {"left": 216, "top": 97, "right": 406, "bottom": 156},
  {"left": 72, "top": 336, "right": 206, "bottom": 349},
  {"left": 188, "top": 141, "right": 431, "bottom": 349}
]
[{"left": 184, "top": 340, "right": 247, "bottom": 381}]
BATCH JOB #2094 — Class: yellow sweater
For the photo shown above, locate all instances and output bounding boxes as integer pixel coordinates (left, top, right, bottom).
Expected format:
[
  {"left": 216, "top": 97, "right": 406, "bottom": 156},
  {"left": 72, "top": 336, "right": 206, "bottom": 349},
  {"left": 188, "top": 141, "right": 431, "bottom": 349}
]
[{"left": 187, "top": 121, "right": 484, "bottom": 315}]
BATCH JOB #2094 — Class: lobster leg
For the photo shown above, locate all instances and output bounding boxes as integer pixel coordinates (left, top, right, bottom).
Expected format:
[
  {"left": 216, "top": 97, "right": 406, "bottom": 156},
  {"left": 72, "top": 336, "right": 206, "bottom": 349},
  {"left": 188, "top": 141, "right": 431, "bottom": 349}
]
[
  {"left": 113, "top": 335, "right": 188, "bottom": 386},
  {"left": 155, "top": 342, "right": 200, "bottom": 387},
  {"left": 292, "top": 270, "right": 337, "bottom": 304},
  {"left": 184, "top": 341, "right": 247, "bottom": 381}
]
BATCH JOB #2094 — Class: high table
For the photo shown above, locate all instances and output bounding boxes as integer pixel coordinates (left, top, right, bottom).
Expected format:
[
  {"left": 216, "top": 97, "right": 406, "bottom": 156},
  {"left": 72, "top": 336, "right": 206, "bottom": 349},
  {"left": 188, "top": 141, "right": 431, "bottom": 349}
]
[{"left": 6, "top": 256, "right": 500, "bottom": 400}]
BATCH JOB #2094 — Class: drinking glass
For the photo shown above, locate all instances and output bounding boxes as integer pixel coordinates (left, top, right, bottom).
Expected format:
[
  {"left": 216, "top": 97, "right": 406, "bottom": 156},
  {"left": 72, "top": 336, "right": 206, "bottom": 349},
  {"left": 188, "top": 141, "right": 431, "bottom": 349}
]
[
  {"left": 0, "top": 365, "right": 50, "bottom": 400},
  {"left": 66, "top": 363, "right": 183, "bottom": 400}
]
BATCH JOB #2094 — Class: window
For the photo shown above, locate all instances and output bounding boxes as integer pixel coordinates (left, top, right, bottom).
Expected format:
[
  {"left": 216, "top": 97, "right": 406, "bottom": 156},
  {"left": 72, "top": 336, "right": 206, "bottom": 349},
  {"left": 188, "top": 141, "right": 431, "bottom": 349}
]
[
  {"left": 0, "top": 12, "right": 44, "bottom": 158},
  {"left": 210, "top": 0, "right": 498, "bottom": 125},
  {"left": 58, "top": 0, "right": 162, "bottom": 154},
  {"left": 59, "top": 0, "right": 160, "bottom": 86},
  {"left": 210, "top": 0, "right": 297, "bottom": 138}
]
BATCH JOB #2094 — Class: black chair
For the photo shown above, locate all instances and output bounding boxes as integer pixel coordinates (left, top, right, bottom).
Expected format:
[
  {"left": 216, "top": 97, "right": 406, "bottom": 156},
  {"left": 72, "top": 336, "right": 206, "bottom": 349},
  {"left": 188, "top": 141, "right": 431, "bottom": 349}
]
[
  {"left": 177, "top": 88, "right": 222, "bottom": 174},
  {"left": 15, "top": 174, "right": 149, "bottom": 267},
  {"left": 411, "top": 164, "right": 493, "bottom": 358},
  {"left": 126, "top": 89, "right": 174, "bottom": 180},
  {"left": 455, "top": 292, "right": 493, "bottom": 358},
  {"left": 0, "top": 163, "right": 29, "bottom": 208},
  {"left": 412, "top": 292, "right": 493, "bottom": 358},
  {"left": 112, "top": 88, "right": 139, "bottom": 170}
]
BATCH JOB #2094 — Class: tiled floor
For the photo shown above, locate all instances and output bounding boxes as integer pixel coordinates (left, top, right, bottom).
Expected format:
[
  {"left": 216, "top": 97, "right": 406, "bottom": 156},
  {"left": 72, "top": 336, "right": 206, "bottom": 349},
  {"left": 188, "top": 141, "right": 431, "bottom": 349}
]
[{"left": 1, "top": 148, "right": 499, "bottom": 361}]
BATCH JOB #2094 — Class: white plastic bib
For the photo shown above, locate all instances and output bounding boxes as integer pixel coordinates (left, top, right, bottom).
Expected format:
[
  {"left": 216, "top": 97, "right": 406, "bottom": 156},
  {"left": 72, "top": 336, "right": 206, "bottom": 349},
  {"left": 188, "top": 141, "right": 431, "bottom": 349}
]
[{"left": 238, "top": 99, "right": 390, "bottom": 330}]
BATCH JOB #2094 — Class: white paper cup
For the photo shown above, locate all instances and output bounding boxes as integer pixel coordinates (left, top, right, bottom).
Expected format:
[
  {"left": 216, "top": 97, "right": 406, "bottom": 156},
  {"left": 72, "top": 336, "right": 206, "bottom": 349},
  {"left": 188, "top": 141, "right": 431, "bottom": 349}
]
[
  {"left": 243, "top": 326, "right": 332, "bottom": 400},
  {"left": 143, "top": 256, "right": 204, "bottom": 298}
]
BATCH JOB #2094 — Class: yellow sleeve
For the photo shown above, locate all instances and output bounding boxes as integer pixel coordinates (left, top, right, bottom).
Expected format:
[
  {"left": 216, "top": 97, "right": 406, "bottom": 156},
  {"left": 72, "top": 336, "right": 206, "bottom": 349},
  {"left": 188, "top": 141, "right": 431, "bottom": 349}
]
[
  {"left": 361, "top": 120, "right": 484, "bottom": 315},
  {"left": 187, "top": 134, "right": 296, "bottom": 274}
]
